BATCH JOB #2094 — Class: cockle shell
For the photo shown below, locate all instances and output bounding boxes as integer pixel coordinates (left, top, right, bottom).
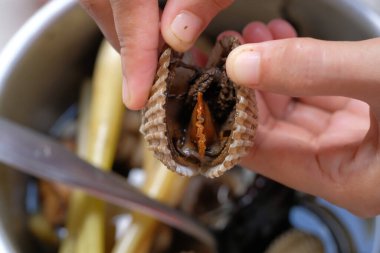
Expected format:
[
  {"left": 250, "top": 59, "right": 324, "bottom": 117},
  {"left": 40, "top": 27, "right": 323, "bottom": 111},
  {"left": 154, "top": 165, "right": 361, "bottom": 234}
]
[{"left": 140, "top": 36, "right": 258, "bottom": 178}]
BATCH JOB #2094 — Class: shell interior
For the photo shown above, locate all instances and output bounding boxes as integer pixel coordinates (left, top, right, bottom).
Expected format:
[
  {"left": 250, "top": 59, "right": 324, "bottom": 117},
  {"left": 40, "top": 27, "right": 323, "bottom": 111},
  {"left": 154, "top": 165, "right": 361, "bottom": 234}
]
[{"left": 141, "top": 36, "right": 258, "bottom": 178}]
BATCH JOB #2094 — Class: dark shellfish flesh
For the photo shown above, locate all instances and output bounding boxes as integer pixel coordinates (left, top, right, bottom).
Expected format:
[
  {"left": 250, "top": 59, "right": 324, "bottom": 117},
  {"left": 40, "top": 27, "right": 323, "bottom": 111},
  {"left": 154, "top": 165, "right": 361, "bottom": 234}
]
[{"left": 140, "top": 36, "right": 258, "bottom": 178}]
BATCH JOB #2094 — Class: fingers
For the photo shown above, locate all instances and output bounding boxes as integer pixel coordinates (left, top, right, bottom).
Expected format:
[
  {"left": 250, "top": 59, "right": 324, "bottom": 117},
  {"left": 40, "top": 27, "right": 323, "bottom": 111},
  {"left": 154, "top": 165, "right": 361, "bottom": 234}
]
[
  {"left": 242, "top": 20, "right": 329, "bottom": 134},
  {"left": 78, "top": 0, "right": 119, "bottom": 49},
  {"left": 241, "top": 122, "right": 321, "bottom": 195},
  {"left": 161, "top": 0, "right": 235, "bottom": 52},
  {"left": 299, "top": 96, "right": 370, "bottom": 116},
  {"left": 242, "top": 21, "right": 273, "bottom": 42},
  {"left": 235, "top": 19, "right": 380, "bottom": 216},
  {"left": 242, "top": 19, "right": 297, "bottom": 42},
  {"left": 109, "top": 0, "right": 160, "bottom": 110},
  {"left": 267, "top": 19, "right": 297, "bottom": 39},
  {"left": 226, "top": 37, "right": 380, "bottom": 105},
  {"left": 299, "top": 96, "right": 349, "bottom": 112},
  {"left": 283, "top": 101, "right": 332, "bottom": 134},
  {"left": 79, "top": 0, "right": 160, "bottom": 110},
  {"left": 84, "top": 0, "right": 235, "bottom": 109},
  {"left": 238, "top": 19, "right": 365, "bottom": 212},
  {"left": 243, "top": 95, "right": 370, "bottom": 215},
  {"left": 242, "top": 20, "right": 294, "bottom": 119}
]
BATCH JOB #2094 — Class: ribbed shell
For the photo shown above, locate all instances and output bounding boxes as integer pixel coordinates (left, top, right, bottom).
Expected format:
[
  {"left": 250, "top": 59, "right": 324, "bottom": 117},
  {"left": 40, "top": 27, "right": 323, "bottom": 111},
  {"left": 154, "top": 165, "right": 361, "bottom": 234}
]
[{"left": 140, "top": 46, "right": 258, "bottom": 178}]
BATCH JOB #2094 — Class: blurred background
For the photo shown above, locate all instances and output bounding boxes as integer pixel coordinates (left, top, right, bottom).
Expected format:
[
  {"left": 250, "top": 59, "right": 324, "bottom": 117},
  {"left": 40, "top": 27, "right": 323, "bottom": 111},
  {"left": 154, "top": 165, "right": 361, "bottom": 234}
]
[
  {"left": 1, "top": 0, "right": 380, "bottom": 253},
  {"left": 1, "top": 0, "right": 380, "bottom": 50}
]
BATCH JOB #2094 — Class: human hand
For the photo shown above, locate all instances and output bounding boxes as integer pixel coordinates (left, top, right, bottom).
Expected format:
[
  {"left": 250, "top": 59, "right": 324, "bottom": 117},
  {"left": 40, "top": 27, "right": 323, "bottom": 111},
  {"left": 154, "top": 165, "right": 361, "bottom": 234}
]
[
  {"left": 226, "top": 19, "right": 380, "bottom": 216},
  {"left": 78, "top": 0, "right": 234, "bottom": 109}
]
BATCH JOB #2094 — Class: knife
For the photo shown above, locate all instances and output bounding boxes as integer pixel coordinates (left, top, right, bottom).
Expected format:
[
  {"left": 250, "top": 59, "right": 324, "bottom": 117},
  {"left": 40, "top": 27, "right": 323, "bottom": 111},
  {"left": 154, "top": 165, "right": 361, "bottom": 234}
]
[{"left": 0, "top": 117, "right": 216, "bottom": 252}]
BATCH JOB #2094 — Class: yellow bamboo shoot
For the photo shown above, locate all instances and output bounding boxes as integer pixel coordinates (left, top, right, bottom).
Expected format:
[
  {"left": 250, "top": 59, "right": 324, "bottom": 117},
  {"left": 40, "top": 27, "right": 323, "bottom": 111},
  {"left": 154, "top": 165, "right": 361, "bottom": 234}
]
[
  {"left": 60, "top": 41, "right": 124, "bottom": 253},
  {"left": 112, "top": 147, "right": 189, "bottom": 253}
]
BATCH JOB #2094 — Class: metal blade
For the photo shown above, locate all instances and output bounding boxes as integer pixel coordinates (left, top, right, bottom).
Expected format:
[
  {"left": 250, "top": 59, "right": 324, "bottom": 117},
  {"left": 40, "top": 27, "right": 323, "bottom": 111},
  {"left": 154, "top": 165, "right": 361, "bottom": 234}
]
[{"left": 0, "top": 117, "right": 216, "bottom": 252}]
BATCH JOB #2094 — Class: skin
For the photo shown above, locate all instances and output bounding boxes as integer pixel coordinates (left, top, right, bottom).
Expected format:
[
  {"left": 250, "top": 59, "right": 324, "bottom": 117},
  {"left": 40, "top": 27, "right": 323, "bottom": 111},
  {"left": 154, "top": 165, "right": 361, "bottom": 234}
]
[
  {"left": 78, "top": 1, "right": 380, "bottom": 216},
  {"left": 226, "top": 19, "right": 380, "bottom": 217},
  {"left": 78, "top": 0, "right": 234, "bottom": 109}
]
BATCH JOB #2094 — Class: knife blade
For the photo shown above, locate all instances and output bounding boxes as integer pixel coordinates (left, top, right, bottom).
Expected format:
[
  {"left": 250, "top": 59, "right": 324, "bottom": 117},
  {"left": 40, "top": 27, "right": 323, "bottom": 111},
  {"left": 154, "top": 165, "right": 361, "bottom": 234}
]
[{"left": 0, "top": 117, "right": 216, "bottom": 252}]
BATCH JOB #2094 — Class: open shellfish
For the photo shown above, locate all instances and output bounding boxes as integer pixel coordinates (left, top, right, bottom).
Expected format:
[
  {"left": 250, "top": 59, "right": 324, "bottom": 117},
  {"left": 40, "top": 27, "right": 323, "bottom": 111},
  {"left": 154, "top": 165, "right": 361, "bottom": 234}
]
[{"left": 140, "top": 36, "right": 258, "bottom": 178}]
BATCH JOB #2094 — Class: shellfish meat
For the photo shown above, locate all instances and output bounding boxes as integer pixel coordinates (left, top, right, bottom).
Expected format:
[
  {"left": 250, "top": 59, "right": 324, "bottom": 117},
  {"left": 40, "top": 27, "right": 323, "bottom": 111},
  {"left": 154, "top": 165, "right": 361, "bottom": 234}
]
[{"left": 140, "top": 36, "right": 258, "bottom": 178}]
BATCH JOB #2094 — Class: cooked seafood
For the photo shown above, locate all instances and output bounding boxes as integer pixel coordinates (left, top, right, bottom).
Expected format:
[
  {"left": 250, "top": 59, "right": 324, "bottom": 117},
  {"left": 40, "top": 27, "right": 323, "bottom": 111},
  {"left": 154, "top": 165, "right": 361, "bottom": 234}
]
[{"left": 141, "top": 36, "right": 258, "bottom": 178}]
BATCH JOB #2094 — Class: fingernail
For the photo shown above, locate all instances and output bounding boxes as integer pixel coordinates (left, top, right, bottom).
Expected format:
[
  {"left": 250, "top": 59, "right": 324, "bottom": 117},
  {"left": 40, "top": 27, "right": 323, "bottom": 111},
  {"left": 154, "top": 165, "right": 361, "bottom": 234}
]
[
  {"left": 229, "top": 50, "right": 261, "bottom": 86},
  {"left": 170, "top": 11, "right": 202, "bottom": 44},
  {"left": 122, "top": 76, "right": 131, "bottom": 106}
]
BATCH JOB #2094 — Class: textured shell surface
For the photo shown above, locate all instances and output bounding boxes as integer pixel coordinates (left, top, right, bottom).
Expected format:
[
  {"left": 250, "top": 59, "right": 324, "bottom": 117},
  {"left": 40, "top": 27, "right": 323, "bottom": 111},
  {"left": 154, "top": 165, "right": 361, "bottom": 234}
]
[{"left": 140, "top": 36, "right": 258, "bottom": 178}]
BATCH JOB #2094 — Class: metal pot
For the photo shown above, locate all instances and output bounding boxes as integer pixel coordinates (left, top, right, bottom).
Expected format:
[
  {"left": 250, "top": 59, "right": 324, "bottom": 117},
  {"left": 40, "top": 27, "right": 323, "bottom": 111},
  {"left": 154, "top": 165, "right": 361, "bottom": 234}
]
[{"left": 0, "top": 0, "right": 379, "bottom": 252}]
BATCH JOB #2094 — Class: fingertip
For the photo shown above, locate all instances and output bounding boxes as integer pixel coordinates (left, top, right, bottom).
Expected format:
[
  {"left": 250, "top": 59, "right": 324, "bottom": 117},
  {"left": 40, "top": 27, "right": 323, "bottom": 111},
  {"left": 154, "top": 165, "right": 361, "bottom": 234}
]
[
  {"left": 242, "top": 21, "right": 273, "bottom": 43},
  {"left": 78, "top": 0, "right": 120, "bottom": 51},
  {"left": 121, "top": 51, "right": 156, "bottom": 110},
  {"left": 161, "top": 32, "right": 193, "bottom": 52},
  {"left": 225, "top": 46, "right": 241, "bottom": 83},
  {"left": 226, "top": 44, "right": 261, "bottom": 88},
  {"left": 161, "top": 0, "right": 234, "bottom": 52},
  {"left": 161, "top": 10, "right": 203, "bottom": 52},
  {"left": 123, "top": 76, "right": 151, "bottom": 110},
  {"left": 124, "top": 98, "right": 147, "bottom": 110},
  {"left": 122, "top": 77, "right": 130, "bottom": 107},
  {"left": 267, "top": 19, "right": 297, "bottom": 39}
]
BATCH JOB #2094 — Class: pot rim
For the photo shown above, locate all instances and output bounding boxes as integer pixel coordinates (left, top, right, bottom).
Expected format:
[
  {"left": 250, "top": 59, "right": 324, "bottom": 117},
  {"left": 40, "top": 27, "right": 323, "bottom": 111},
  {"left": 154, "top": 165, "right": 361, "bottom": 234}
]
[{"left": 0, "top": 0, "right": 77, "bottom": 96}]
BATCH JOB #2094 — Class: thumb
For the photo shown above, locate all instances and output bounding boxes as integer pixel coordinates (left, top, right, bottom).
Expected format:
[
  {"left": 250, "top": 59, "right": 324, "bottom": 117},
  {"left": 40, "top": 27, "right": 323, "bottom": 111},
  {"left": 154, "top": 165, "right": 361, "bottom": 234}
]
[
  {"left": 161, "top": 0, "right": 234, "bottom": 52},
  {"left": 226, "top": 38, "right": 380, "bottom": 104}
]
